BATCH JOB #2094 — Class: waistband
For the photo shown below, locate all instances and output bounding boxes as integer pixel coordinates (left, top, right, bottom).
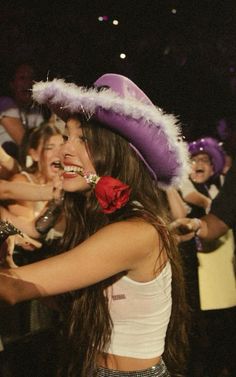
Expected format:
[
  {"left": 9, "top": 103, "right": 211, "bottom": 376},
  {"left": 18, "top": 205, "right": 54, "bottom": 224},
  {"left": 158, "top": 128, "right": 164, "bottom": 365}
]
[{"left": 94, "top": 358, "right": 170, "bottom": 376}]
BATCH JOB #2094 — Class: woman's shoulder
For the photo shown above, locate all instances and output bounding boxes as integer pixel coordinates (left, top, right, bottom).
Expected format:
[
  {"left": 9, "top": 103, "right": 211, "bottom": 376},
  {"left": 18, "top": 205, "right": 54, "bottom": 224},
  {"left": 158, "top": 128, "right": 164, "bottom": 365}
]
[
  {"left": 9, "top": 171, "right": 32, "bottom": 183},
  {"left": 93, "top": 218, "right": 160, "bottom": 257},
  {"left": 103, "top": 218, "right": 158, "bottom": 236}
]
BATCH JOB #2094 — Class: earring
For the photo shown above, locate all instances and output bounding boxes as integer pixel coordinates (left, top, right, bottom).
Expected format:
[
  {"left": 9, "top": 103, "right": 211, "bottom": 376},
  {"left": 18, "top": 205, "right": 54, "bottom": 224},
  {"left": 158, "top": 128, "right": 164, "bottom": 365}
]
[{"left": 26, "top": 155, "right": 34, "bottom": 168}]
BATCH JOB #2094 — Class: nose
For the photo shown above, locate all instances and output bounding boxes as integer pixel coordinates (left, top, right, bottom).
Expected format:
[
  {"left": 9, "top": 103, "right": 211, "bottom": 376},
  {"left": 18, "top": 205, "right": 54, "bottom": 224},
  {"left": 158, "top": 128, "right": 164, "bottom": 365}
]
[
  {"left": 22, "top": 74, "right": 33, "bottom": 88},
  {"left": 60, "top": 138, "right": 77, "bottom": 160},
  {"left": 195, "top": 160, "right": 203, "bottom": 166},
  {"left": 53, "top": 146, "right": 62, "bottom": 160}
]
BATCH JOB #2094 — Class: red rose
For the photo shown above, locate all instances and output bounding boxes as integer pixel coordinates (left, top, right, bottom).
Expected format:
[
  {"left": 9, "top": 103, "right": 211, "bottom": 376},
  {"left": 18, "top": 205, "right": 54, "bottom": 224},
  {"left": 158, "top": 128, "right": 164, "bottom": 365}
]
[{"left": 95, "top": 176, "right": 131, "bottom": 214}]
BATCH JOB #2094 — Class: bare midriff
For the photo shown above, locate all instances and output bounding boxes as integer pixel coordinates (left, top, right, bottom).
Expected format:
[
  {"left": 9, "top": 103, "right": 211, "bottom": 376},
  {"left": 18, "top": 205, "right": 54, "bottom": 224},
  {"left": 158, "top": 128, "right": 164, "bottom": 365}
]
[{"left": 97, "top": 353, "right": 161, "bottom": 371}]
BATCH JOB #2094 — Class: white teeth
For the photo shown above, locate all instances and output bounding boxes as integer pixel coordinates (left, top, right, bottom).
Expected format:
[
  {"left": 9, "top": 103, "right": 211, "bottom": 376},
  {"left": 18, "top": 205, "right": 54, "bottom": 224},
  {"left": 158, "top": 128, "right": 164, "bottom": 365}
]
[
  {"left": 64, "top": 165, "right": 83, "bottom": 174},
  {"left": 51, "top": 161, "right": 62, "bottom": 168}
]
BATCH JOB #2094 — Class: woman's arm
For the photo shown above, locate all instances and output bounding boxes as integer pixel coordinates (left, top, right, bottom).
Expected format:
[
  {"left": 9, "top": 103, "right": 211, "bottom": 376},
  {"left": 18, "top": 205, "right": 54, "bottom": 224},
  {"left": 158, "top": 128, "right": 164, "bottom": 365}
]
[
  {"left": 184, "top": 191, "right": 211, "bottom": 210},
  {"left": 0, "top": 146, "right": 20, "bottom": 175},
  {"left": 0, "top": 180, "right": 55, "bottom": 201},
  {"left": 197, "top": 213, "right": 229, "bottom": 240},
  {"left": 180, "top": 176, "right": 211, "bottom": 210},
  {"left": 0, "top": 173, "right": 63, "bottom": 238},
  {"left": 0, "top": 220, "right": 160, "bottom": 304},
  {"left": 170, "top": 213, "right": 229, "bottom": 242},
  {"left": 165, "top": 187, "right": 189, "bottom": 219}
]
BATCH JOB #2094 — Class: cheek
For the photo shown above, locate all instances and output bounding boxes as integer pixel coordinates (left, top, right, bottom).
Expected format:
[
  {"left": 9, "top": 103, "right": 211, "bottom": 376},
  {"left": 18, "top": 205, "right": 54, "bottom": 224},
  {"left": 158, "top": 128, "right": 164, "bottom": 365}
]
[
  {"left": 190, "top": 165, "right": 197, "bottom": 175},
  {"left": 42, "top": 153, "right": 51, "bottom": 166},
  {"left": 59, "top": 146, "right": 65, "bottom": 161},
  {"left": 79, "top": 150, "right": 95, "bottom": 172},
  {"left": 207, "top": 166, "right": 214, "bottom": 176}
]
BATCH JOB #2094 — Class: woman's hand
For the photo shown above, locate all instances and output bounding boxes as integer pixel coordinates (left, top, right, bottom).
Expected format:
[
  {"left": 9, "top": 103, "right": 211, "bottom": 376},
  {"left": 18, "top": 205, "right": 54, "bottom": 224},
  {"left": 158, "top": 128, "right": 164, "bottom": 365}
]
[
  {"left": 0, "top": 233, "right": 41, "bottom": 268},
  {"left": 169, "top": 217, "right": 202, "bottom": 243},
  {"left": 15, "top": 233, "right": 42, "bottom": 250}
]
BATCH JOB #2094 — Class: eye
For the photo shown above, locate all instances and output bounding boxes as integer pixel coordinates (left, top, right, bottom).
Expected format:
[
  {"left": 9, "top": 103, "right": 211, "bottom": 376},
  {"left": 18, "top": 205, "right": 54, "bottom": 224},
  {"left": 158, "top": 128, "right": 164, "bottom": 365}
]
[
  {"left": 43, "top": 147, "right": 53, "bottom": 151},
  {"left": 79, "top": 135, "right": 88, "bottom": 142},
  {"left": 43, "top": 145, "right": 54, "bottom": 151}
]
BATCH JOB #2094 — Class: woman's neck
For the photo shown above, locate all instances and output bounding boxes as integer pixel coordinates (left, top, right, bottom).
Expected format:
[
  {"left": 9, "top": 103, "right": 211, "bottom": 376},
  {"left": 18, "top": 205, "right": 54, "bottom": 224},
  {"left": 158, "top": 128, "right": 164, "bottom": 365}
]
[{"left": 32, "top": 172, "right": 47, "bottom": 185}]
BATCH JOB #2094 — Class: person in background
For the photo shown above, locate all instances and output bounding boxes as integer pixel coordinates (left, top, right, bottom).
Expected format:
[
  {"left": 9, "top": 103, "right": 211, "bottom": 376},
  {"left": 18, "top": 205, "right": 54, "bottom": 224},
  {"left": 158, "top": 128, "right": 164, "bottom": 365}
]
[
  {"left": 0, "top": 62, "right": 44, "bottom": 159},
  {"left": 185, "top": 137, "right": 236, "bottom": 377},
  {"left": 0, "top": 122, "right": 64, "bottom": 377},
  {"left": 0, "top": 73, "right": 190, "bottom": 377},
  {"left": 0, "top": 122, "right": 64, "bottom": 262},
  {"left": 3, "top": 124, "right": 63, "bottom": 222},
  {"left": 0, "top": 123, "right": 63, "bottom": 203}
]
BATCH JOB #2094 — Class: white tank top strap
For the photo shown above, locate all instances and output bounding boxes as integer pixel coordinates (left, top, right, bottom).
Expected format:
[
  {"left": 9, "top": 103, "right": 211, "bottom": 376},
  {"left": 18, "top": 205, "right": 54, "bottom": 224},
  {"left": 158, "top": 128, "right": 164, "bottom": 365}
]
[{"left": 20, "top": 171, "right": 34, "bottom": 183}]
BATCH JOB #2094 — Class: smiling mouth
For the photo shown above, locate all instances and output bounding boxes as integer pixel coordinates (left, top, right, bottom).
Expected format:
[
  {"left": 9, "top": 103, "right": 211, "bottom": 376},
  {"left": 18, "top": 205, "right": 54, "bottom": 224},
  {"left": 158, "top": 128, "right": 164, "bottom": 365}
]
[
  {"left": 195, "top": 169, "right": 204, "bottom": 173},
  {"left": 51, "top": 161, "right": 62, "bottom": 169},
  {"left": 63, "top": 165, "right": 84, "bottom": 176}
]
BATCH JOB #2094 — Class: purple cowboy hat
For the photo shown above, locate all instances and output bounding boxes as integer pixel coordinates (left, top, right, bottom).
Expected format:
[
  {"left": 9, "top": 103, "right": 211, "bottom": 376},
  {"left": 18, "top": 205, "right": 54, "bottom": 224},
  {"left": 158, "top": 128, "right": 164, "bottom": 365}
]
[
  {"left": 32, "top": 73, "right": 189, "bottom": 187},
  {"left": 188, "top": 137, "right": 225, "bottom": 176}
]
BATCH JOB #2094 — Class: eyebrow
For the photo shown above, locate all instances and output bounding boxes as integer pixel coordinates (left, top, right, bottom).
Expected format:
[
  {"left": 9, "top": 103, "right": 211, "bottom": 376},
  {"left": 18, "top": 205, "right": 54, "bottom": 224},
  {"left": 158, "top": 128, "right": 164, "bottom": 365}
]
[{"left": 44, "top": 143, "right": 60, "bottom": 147}]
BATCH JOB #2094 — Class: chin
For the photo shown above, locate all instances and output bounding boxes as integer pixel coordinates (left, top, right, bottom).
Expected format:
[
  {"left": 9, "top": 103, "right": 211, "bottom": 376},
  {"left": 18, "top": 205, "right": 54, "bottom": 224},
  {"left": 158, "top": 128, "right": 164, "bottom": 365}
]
[
  {"left": 195, "top": 179, "right": 205, "bottom": 184},
  {"left": 62, "top": 181, "right": 88, "bottom": 193}
]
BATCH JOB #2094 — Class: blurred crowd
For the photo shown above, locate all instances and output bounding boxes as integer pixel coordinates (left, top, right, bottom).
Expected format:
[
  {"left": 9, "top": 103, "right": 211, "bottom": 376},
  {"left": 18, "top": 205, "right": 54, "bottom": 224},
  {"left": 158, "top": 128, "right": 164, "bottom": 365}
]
[{"left": 0, "top": 62, "right": 65, "bottom": 377}]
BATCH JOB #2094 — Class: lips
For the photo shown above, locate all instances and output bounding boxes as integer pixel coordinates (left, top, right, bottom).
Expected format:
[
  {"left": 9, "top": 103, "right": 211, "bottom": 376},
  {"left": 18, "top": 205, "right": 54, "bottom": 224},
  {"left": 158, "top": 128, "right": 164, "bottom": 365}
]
[
  {"left": 195, "top": 168, "right": 204, "bottom": 173},
  {"left": 51, "top": 161, "right": 62, "bottom": 169},
  {"left": 62, "top": 164, "right": 84, "bottom": 179},
  {"left": 49, "top": 160, "right": 62, "bottom": 173}
]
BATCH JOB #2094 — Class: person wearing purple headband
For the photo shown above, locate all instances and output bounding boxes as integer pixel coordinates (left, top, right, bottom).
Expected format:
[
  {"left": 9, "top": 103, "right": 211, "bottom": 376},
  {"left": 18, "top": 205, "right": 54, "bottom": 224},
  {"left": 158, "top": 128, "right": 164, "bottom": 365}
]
[
  {"left": 0, "top": 74, "right": 189, "bottom": 377},
  {"left": 187, "top": 138, "right": 236, "bottom": 376},
  {"left": 172, "top": 138, "right": 236, "bottom": 376}
]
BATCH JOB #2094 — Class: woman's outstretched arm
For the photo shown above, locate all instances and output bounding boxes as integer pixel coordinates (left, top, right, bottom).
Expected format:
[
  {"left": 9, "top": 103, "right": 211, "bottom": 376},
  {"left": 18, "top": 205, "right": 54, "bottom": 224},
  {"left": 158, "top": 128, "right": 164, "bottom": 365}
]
[
  {"left": 0, "top": 220, "right": 160, "bottom": 305},
  {"left": 0, "top": 180, "right": 58, "bottom": 201}
]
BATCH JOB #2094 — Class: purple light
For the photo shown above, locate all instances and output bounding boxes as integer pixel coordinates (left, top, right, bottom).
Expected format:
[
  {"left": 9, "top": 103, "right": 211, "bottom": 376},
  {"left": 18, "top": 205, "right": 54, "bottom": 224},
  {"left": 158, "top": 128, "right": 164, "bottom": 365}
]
[{"left": 98, "top": 15, "right": 109, "bottom": 22}]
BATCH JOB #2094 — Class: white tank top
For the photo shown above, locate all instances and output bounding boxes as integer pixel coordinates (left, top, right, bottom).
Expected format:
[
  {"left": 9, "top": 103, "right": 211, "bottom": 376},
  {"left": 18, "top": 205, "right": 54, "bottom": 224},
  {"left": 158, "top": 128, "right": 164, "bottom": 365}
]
[{"left": 106, "top": 262, "right": 172, "bottom": 359}]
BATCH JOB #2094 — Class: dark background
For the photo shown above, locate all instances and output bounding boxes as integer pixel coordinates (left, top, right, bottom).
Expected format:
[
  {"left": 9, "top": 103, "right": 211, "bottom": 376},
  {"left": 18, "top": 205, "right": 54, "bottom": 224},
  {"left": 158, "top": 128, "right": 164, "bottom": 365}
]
[{"left": 1, "top": 0, "right": 236, "bottom": 140}]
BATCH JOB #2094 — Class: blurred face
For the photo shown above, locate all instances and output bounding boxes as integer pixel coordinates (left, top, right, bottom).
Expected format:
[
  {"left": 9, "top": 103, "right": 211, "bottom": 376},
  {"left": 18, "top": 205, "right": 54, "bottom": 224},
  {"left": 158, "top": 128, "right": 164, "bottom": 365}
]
[
  {"left": 10, "top": 64, "right": 34, "bottom": 106},
  {"left": 30, "top": 134, "right": 64, "bottom": 182},
  {"left": 190, "top": 153, "right": 214, "bottom": 183},
  {"left": 60, "top": 117, "right": 96, "bottom": 192}
]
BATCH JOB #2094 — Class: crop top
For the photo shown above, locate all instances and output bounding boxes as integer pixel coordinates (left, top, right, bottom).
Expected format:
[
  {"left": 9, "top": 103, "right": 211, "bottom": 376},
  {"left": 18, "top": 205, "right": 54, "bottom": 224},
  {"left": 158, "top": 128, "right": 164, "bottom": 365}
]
[{"left": 106, "top": 262, "right": 172, "bottom": 359}]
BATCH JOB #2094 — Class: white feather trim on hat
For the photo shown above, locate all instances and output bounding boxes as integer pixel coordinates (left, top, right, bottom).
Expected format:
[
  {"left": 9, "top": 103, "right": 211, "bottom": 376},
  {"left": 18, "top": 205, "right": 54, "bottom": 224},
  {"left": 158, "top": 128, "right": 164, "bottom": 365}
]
[{"left": 32, "top": 79, "right": 190, "bottom": 188}]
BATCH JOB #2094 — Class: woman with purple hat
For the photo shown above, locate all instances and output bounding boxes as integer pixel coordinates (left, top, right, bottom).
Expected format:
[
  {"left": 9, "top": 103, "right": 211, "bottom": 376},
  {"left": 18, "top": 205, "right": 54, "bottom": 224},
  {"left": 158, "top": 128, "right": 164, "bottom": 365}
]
[
  {"left": 181, "top": 137, "right": 225, "bottom": 210},
  {"left": 0, "top": 74, "right": 189, "bottom": 376}
]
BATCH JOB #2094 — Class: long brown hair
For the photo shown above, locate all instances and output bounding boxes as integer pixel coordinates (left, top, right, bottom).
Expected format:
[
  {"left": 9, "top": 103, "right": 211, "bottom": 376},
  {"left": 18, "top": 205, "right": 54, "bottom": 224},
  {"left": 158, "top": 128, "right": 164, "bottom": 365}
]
[{"left": 57, "top": 117, "right": 189, "bottom": 377}]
